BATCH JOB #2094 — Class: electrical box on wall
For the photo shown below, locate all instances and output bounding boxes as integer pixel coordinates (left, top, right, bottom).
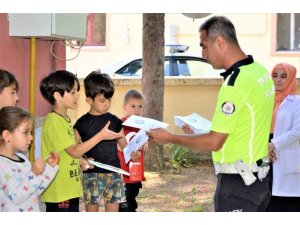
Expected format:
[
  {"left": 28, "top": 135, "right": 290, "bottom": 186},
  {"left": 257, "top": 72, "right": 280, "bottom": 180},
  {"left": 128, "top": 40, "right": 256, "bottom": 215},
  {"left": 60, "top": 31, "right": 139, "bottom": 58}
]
[{"left": 8, "top": 13, "right": 88, "bottom": 41}]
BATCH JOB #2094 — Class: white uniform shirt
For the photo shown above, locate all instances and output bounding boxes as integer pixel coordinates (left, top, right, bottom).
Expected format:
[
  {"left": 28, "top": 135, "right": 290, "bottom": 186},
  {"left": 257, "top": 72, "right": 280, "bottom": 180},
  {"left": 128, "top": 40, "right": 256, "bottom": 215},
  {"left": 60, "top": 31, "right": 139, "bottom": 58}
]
[{"left": 271, "top": 95, "right": 300, "bottom": 197}]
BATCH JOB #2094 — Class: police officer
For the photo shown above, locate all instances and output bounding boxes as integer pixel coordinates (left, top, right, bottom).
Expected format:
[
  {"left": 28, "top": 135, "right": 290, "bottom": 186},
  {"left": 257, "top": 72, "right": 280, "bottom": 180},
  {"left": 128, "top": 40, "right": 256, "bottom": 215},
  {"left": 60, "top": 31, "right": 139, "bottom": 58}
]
[{"left": 147, "top": 16, "right": 274, "bottom": 212}]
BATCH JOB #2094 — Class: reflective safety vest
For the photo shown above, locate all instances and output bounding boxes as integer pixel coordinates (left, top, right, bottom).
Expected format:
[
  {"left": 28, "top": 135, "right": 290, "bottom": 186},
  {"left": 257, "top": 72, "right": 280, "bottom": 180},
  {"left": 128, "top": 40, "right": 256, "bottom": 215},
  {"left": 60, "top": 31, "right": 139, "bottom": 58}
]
[{"left": 211, "top": 56, "right": 274, "bottom": 164}]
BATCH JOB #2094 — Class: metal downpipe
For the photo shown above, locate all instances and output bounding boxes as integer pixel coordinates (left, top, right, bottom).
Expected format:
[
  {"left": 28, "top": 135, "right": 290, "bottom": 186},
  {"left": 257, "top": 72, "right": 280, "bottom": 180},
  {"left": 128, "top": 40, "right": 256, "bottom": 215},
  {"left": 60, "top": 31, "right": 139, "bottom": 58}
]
[{"left": 29, "top": 37, "right": 36, "bottom": 163}]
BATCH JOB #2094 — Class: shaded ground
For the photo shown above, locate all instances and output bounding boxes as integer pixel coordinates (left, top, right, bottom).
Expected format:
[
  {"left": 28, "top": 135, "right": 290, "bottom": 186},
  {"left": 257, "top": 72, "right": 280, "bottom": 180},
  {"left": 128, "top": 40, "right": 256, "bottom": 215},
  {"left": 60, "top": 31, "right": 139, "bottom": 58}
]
[
  {"left": 80, "top": 161, "right": 216, "bottom": 212},
  {"left": 138, "top": 161, "right": 216, "bottom": 212}
]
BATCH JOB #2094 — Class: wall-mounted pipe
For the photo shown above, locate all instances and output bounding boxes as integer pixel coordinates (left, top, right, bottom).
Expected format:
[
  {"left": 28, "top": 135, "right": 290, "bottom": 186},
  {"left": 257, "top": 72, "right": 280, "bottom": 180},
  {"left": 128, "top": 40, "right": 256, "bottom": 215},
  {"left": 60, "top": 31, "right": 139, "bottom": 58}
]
[{"left": 29, "top": 37, "right": 36, "bottom": 163}]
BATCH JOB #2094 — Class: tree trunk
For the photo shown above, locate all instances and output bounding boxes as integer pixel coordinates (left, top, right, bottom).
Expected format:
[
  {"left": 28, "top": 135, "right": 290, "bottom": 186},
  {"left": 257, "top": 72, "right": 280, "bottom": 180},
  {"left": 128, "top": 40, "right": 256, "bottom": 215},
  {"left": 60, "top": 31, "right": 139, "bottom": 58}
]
[{"left": 142, "top": 13, "right": 165, "bottom": 171}]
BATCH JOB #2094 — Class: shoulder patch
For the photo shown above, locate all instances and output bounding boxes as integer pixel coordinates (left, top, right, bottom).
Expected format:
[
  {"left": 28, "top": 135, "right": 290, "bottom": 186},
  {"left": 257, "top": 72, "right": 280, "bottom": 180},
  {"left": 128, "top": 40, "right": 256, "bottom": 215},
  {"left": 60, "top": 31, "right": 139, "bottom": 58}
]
[{"left": 221, "top": 102, "right": 235, "bottom": 115}]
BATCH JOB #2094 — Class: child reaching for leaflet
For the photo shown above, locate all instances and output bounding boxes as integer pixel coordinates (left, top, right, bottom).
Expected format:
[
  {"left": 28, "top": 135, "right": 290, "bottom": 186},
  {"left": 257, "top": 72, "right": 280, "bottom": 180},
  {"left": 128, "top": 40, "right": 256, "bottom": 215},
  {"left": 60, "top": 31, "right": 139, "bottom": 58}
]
[{"left": 74, "top": 71, "right": 139, "bottom": 212}]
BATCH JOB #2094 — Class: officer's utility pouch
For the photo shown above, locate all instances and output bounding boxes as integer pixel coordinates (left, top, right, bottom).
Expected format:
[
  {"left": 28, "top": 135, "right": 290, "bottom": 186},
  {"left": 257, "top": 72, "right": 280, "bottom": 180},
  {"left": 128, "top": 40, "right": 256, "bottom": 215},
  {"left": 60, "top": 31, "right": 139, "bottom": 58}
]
[
  {"left": 257, "top": 161, "right": 270, "bottom": 182},
  {"left": 235, "top": 160, "right": 257, "bottom": 186}
]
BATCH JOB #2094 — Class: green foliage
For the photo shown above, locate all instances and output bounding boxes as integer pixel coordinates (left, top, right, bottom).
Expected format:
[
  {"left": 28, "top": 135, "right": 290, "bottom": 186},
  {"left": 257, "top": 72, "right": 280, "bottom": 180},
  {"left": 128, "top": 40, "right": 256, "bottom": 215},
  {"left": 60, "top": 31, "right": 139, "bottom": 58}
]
[
  {"left": 169, "top": 145, "right": 197, "bottom": 169},
  {"left": 185, "top": 205, "right": 204, "bottom": 212}
]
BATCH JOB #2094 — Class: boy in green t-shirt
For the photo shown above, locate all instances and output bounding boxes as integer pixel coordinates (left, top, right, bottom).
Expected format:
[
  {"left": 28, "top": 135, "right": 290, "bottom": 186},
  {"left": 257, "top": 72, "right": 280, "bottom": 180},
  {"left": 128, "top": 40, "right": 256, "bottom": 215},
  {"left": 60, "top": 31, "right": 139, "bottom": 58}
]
[{"left": 40, "top": 70, "right": 123, "bottom": 212}]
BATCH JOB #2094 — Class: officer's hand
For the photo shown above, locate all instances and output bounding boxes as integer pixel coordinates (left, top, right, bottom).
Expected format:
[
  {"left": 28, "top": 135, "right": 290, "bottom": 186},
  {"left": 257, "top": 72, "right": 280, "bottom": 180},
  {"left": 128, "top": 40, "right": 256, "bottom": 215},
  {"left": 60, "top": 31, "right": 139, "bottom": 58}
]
[
  {"left": 182, "top": 124, "right": 195, "bottom": 134},
  {"left": 146, "top": 128, "right": 172, "bottom": 145}
]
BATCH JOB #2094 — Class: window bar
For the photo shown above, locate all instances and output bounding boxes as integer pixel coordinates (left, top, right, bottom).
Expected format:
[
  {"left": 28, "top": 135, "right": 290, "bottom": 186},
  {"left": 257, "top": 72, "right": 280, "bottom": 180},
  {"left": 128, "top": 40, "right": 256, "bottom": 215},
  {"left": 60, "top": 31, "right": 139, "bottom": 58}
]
[{"left": 290, "top": 13, "right": 295, "bottom": 50}]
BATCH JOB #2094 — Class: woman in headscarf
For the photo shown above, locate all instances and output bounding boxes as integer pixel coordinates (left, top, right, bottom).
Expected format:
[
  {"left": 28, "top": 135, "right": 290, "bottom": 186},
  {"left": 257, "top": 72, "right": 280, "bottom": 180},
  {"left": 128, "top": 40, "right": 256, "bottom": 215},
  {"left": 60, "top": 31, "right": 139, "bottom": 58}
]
[{"left": 267, "top": 63, "right": 300, "bottom": 211}]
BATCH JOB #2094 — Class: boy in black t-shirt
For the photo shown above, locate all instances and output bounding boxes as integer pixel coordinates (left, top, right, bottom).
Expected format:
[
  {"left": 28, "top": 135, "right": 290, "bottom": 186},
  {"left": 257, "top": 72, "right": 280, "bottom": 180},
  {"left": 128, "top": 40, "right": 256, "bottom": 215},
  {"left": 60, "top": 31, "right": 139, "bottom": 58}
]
[{"left": 74, "top": 71, "right": 128, "bottom": 212}]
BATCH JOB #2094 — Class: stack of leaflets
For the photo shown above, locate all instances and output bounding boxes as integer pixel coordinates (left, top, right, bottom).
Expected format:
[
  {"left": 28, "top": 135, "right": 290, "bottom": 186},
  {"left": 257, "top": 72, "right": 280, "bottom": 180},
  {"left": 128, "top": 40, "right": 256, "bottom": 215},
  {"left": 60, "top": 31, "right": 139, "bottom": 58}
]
[
  {"left": 122, "top": 115, "right": 169, "bottom": 131},
  {"left": 174, "top": 113, "right": 211, "bottom": 134}
]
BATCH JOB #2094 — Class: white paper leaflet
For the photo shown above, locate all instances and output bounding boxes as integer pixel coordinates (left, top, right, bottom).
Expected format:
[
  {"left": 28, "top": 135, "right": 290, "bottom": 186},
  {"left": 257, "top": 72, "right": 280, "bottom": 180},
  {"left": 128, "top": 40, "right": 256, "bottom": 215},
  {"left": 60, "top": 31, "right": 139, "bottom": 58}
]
[
  {"left": 174, "top": 113, "right": 211, "bottom": 134},
  {"left": 88, "top": 159, "right": 130, "bottom": 176},
  {"left": 122, "top": 115, "right": 169, "bottom": 131},
  {"left": 123, "top": 129, "right": 149, "bottom": 164}
]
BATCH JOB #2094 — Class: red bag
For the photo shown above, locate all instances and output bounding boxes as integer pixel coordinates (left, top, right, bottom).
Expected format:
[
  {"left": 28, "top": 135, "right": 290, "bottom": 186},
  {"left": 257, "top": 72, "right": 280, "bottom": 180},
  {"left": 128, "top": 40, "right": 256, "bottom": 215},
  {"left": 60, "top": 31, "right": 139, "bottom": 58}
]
[{"left": 129, "top": 162, "right": 143, "bottom": 182}]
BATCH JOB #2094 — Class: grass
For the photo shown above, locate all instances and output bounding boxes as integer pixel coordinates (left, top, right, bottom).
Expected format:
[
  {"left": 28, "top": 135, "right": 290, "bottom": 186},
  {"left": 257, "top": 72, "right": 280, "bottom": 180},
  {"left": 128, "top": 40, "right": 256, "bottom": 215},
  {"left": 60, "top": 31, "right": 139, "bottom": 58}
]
[{"left": 185, "top": 205, "right": 205, "bottom": 212}]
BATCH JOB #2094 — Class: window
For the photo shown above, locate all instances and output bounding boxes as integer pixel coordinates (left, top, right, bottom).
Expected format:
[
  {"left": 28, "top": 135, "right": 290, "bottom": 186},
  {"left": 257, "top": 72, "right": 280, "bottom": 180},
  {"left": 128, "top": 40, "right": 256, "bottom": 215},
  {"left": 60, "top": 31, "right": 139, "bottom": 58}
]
[
  {"left": 276, "top": 13, "right": 300, "bottom": 52},
  {"left": 186, "top": 60, "right": 221, "bottom": 77},
  {"left": 77, "top": 13, "right": 106, "bottom": 47},
  {"left": 117, "top": 60, "right": 143, "bottom": 76}
]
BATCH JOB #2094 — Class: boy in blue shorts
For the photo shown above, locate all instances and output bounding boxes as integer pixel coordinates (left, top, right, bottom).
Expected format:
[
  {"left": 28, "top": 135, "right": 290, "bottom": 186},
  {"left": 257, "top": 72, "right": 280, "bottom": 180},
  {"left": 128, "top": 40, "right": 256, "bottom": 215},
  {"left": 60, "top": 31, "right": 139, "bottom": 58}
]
[{"left": 74, "top": 71, "right": 132, "bottom": 212}]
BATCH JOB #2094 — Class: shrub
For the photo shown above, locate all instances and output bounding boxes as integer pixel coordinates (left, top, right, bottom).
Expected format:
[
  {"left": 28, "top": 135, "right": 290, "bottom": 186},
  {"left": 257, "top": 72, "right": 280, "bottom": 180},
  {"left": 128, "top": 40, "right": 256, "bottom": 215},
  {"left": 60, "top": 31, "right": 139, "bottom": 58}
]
[{"left": 169, "top": 144, "right": 197, "bottom": 169}]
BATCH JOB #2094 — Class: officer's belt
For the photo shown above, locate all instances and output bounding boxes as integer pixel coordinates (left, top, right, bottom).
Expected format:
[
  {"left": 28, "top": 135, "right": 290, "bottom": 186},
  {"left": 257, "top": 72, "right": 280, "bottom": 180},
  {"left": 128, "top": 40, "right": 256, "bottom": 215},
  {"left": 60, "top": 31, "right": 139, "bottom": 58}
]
[{"left": 213, "top": 157, "right": 268, "bottom": 174}]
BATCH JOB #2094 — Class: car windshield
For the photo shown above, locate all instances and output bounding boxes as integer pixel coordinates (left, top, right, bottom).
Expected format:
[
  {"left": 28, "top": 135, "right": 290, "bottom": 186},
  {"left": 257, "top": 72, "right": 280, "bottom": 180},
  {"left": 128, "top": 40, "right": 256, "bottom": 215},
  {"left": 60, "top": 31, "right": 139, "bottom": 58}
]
[{"left": 115, "top": 56, "right": 223, "bottom": 78}]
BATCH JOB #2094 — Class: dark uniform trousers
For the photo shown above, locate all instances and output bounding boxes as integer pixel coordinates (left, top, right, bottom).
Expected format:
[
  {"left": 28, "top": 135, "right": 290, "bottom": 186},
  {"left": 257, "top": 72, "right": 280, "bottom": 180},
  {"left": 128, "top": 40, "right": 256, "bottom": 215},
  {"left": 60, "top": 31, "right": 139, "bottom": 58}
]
[{"left": 214, "top": 172, "right": 271, "bottom": 212}]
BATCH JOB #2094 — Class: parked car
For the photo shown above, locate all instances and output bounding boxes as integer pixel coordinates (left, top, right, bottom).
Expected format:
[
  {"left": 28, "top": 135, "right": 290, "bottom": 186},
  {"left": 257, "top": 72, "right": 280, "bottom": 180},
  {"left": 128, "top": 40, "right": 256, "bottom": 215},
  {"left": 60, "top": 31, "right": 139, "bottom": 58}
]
[{"left": 101, "top": 45, "right": 223, "bottom": 78}]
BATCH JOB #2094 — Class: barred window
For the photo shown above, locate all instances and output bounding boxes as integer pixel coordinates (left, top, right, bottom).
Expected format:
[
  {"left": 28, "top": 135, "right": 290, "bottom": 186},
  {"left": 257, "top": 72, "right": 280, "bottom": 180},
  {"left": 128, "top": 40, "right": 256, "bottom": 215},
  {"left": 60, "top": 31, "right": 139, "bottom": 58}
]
[
  {"left": 276, "top": 13, "right": 300, "bottom": 52},
  {"left": 76, "top": 13, "right": 106, "bottom": 47}
]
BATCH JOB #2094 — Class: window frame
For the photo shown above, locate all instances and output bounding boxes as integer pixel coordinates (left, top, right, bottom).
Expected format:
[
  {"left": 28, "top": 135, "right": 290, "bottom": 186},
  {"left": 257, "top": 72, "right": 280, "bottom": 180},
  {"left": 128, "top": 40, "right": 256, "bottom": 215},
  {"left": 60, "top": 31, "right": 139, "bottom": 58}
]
[
  {"left": 271, "top": 13, "right": 300, "bottom": 57},
  {"left": 75, "top": 13, "right": 109, "bottom": 51}
]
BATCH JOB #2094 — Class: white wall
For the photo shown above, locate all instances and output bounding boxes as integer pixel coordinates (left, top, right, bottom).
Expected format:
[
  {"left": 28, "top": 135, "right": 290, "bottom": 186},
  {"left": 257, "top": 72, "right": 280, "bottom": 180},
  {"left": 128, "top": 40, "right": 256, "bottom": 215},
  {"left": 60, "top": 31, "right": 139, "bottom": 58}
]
[{"left": 67, "top": 14, "right": 143, "bottom": 77}]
